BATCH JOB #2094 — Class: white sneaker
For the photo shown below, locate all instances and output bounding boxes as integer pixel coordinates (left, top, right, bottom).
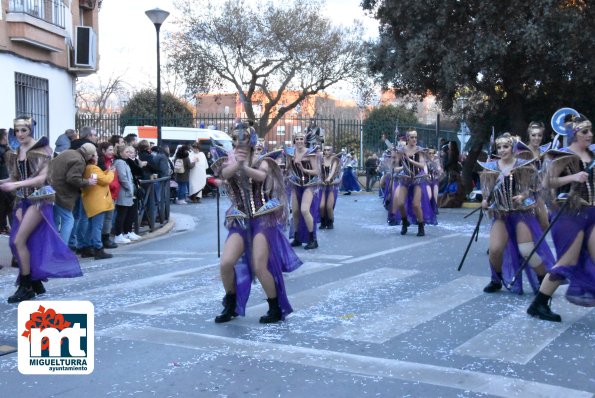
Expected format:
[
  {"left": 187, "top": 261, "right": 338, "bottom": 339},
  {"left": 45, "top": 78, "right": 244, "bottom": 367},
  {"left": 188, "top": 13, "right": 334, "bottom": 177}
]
[
  {"left": 126, "top": 232, "right": 142, "bottom": 241},
  {"left": 176, "top": 199, "right": 187, "bottom": 205},
  {"left": 114, "top": 234, "right": 131, "bottom": 244}
]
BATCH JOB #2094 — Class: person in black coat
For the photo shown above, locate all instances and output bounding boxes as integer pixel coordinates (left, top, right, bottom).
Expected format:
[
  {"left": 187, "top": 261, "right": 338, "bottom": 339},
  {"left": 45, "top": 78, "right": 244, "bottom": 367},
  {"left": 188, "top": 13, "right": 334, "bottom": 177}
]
[
  {"left": 137, "top": 140, "right": 159, "bottom": 180},
  {"left": 151, "top": 146, "right": 171, "bottom": 178},
  {"left": 69, "top": 126, "right": 98, "bottom": 150}
]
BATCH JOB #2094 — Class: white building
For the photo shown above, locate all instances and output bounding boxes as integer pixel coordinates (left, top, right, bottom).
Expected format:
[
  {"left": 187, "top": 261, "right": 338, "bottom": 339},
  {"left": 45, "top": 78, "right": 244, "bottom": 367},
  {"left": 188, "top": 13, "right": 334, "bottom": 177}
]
[{"left": 0, "top": 0, "right": 100, "bottom": 146}]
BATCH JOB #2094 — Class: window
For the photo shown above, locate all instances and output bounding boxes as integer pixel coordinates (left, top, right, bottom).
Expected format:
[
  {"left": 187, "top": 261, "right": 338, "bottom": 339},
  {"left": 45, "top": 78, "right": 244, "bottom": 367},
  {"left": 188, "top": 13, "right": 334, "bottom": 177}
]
[
  {"left": 15, "top": 72, "right": 49, "bottom": 139},
  {"left": 8, "top": 0, "right": 66, "bottom": 28},
  {"left": 276, "top": 125, "right": 286, "bottom": 136}
]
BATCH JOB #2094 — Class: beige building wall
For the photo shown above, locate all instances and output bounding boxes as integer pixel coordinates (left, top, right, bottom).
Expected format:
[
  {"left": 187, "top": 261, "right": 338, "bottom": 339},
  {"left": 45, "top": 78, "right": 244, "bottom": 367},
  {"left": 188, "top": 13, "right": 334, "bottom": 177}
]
[{"left": 0, "top": 0, "right": 99, "bottom": 146}]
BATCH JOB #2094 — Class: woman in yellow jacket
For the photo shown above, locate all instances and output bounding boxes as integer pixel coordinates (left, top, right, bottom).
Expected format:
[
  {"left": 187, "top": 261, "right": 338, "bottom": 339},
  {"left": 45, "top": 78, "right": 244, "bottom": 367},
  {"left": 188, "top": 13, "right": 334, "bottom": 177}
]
[{"left": 78, "top": 149, "right": 115, "bottom": 260}]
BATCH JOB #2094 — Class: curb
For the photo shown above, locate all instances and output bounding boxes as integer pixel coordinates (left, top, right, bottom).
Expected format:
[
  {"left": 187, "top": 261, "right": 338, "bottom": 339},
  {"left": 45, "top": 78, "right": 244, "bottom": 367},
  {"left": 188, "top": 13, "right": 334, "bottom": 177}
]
[{"left": 139, "top": 219, "right": 176, "bottom": 240}]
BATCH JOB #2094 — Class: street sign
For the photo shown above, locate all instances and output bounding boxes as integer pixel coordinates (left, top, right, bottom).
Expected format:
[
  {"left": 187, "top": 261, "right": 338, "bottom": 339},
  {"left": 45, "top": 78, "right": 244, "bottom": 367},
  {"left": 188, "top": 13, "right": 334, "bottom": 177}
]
[{"left": 551, "top": 107, "right": 579, "bottom": 135}]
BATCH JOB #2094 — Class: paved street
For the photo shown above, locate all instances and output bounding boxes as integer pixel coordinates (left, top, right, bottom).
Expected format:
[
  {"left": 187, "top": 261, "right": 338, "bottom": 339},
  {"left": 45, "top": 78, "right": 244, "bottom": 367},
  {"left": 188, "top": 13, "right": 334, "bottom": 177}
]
[{"left": 0, "top": 192, "right": 594, "bottom": 397}]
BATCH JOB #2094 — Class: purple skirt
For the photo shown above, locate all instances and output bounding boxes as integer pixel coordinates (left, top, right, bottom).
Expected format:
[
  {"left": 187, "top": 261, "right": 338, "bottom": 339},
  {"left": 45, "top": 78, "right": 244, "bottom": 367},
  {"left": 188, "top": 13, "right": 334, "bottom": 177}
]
[
  {"left": 10, "top": 199, "right": 82, "bottom": 281},
  {"left": 227, "top": 217, "right": 303, "bottom": 319},
  {"left": 291, "top": 185, "right": 320, "bottom": 242},
  {"left": 549, "top": 208, "right": 595, "bottom": 307},
  {"left": 490, "top": 211, "right": 555, "bottom": 294},
  {"left": 388, "top": 178, "right": 438, "bottom": 225}
]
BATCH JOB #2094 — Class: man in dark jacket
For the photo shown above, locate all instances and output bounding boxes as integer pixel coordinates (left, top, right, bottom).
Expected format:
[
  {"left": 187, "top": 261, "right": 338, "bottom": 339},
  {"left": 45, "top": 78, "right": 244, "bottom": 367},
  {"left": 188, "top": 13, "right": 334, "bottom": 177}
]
[
  {"left": 70, "top": 126, "right": 98, "bottom": 150},
  {"left": 49, "top": 143, "right": 98, "bottom": 243},
  {"left": 151, "top": 146, "right": 171, "bottom": 178},
  {"left": 365, "top": 152, "right": 379, "bottom": 192}
]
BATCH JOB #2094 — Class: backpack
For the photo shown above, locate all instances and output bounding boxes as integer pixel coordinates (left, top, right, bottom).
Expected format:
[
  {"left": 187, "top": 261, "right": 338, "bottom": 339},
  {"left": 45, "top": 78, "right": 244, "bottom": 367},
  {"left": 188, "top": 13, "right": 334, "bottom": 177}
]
[{"left": 174, "top": 158, "right": 185, "bottom": 174}]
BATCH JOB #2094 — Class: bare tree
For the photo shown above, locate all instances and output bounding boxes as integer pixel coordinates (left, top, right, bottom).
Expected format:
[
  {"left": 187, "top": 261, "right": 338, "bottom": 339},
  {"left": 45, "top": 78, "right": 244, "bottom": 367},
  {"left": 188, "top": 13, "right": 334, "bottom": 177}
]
[
  {"left": 166, "top": 0, "right": 367, "bottom": 135},
  {"left": 76, "top": 73, "right": 128, "bottom": 123}
]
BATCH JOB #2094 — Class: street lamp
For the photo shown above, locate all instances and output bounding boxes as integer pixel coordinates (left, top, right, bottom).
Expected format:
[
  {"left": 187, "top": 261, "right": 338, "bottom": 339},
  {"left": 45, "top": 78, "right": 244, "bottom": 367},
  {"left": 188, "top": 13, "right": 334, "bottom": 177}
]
[{"left": 145, "top": 7, "right": 170, "bottom": 146}]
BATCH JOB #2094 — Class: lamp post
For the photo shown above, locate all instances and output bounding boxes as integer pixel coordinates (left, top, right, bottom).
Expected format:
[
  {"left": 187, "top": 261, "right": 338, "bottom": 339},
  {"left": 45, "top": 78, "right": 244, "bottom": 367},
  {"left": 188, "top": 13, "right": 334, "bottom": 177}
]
[{"left": 145, "top": 7, "right": 170, "bottom": 147}]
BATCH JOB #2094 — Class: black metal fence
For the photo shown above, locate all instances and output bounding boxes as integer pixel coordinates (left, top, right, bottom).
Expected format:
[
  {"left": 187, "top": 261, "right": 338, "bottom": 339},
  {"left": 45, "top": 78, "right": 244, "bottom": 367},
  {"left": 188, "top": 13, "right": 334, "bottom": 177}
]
[
  {"left": 76, "top": 113, "right": 458, "bottom": 167},
  {"left": 136, "top": 177, "right": 170, "bottom": 233}
]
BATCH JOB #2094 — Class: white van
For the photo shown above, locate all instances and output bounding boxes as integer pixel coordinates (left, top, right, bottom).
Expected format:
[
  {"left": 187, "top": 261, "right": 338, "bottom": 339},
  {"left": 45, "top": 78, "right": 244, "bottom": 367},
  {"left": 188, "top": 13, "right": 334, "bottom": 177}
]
[{"left": 122, "top": 126, "right": 233, "bottom": 153}]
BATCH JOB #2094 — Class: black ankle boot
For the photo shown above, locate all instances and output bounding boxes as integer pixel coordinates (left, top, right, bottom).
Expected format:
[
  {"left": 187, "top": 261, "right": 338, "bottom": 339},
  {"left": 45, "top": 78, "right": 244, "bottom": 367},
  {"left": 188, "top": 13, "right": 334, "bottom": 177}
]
[
  {"left": 8, "top": 274, "right": 35, "bottom": 304},
  {"left": 215, "top": 293, "right": 238, "bottom": 323},
  {"left": 400, "top": 218, "right": 410, "bottom": 235},
  {"left": 319, "top": 217, "right": 327, "bottom": 230},
  {"left": 483, "top": 272, "right": 503, "bottom": 293},
  {"left": 304, "top": 232, "right": 318, "bottom": 250},
  {"left": 11, "top": 256, "right": 18, "bottom": 268},
  {"left": 290, "top": 233, "right": 302, "bottom": 247},
  {"left": 32, "top": 280, "right": 46, "bottom": 295},
  {"left": 416, "top": 222, "right": 425, "bottom": 237},
  {"left": 483, "top": 280, "right": 502, "bottom": 293},
  {"left": 527, "top": 292, "right": 561, "bottom": 322},
  {"left": 326, "top": 218, "right": 334, "bottom": 229},
  {"left": 94, "top": 248, "right": 113, "bottom": 260},
  {"left": 102, "top": 234, "right": 118, "bottom": 249},
  {"left": 259, "top": 297, "right": 282, "bottom": 324}
]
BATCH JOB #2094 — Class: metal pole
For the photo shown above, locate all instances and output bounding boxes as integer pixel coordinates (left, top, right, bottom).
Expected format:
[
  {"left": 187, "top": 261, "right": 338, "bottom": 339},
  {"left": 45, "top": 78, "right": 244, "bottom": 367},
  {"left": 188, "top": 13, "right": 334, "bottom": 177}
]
[
  {"left": 436, "top": 113, "right": 440, "bottom": 149},
  {"left": 155, "top": 23, "right": 162, "bottom": 147},
  {"left": 359, "top": 114, "right": 364, "bottom": 168}
]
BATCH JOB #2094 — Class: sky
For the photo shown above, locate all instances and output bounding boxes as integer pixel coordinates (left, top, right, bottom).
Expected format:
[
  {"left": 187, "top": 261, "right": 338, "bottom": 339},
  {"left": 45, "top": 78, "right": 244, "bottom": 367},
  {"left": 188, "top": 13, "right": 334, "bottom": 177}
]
[{"left": 88, "top": 0, "right": 379, "bottom": 101}]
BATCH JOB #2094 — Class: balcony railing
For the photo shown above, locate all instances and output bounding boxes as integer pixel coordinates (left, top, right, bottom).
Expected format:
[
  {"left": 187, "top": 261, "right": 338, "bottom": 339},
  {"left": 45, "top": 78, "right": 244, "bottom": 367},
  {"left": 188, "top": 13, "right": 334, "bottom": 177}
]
[{"left": 8, "top": 0, "right": 67, "bottom": 29}]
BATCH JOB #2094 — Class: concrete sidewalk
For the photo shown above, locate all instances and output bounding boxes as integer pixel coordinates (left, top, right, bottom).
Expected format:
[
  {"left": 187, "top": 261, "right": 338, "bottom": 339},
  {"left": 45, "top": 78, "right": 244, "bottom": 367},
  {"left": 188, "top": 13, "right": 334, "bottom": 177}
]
[{"left": 0, "top": 219, "right": 175, "bottom": 273}]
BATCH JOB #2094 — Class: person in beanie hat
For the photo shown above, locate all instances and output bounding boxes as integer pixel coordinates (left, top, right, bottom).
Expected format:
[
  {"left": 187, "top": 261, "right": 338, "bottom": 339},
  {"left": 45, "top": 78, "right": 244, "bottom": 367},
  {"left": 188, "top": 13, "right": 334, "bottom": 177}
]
[
  {"left": 50, "top": 143, "right": 99, "bottom": 243},
  {"left": 77, "top": 145, "right": 115, "bottom": 260}
]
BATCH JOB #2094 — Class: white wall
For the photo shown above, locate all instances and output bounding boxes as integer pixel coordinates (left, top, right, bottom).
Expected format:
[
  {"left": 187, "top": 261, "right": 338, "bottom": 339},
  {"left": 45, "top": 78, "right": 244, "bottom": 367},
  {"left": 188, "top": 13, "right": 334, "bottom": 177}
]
[{"left": 0, "top": 52, "right": 76, "bottom": 150}]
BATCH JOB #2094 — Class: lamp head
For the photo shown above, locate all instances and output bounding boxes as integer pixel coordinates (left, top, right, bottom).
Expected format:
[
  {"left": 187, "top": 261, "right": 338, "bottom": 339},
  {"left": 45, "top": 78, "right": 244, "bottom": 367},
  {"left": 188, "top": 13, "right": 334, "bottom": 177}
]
[{"left": 145, "top": 8, "right": 170, "bottom": 26}]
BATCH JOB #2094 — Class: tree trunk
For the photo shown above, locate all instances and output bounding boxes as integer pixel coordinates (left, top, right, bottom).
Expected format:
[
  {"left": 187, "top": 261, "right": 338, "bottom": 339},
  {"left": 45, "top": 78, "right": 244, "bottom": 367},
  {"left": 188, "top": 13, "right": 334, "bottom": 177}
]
[{"left": 461, "top": 145, "right": 481, "bottom": 195}]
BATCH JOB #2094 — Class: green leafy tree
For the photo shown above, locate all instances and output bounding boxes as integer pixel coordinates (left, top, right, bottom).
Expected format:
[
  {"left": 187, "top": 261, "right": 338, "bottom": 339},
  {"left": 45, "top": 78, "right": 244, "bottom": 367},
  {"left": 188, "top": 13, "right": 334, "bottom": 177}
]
[
  {"left": 120, "top": 89, "right": 194, "bottom": 129},
  {"left": 165, "top": 0, "right": 367, "bottom": 136},
  {"left": 363, "top": 105, "right": 417, "bottom": 149},
  {"left": 363, "top": 0, "right": 594, "bottom": 190}
]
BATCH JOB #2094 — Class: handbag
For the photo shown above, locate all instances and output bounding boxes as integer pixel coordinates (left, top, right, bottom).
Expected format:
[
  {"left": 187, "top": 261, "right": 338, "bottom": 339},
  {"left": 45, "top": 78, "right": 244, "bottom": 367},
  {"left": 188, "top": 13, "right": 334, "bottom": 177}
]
[{"left": 174, "top": 158, "right": 185, "bottom": 174}]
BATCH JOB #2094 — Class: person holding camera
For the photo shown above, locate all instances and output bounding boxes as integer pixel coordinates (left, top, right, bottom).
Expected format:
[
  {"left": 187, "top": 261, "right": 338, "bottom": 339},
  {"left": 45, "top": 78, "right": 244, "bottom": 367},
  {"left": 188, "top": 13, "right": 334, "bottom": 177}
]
[{"left": 77, "top": 148, "right": 115, "bottom": 260}]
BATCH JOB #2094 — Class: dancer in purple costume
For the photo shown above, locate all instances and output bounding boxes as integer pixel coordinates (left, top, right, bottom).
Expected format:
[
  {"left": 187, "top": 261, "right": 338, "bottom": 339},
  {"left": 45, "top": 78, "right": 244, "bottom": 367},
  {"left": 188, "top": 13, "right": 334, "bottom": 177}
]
[
  {"left": 426, "top": 148, "right": 443, "bottom": 215},
  {"left": 285, "top": 132, "right": 321, "bottom": 249},
  {"left": 388, "top": 130, "right": 437, "bottom": 236},
  {"left": 319, "top": 145, "right": 341, "bottom": 230},
  {"left": 1, "top": 117, "right": 81, "bottom": 303},
  {"left": 379, "top": 149, "right": 396, "bottom": 208},
  {"left": 515, "top": 121, "right": 553, "bottom": 230},
  {"left": 480, "top": 133, "right": 554, "bottom": 295},
  {"left": 527, "top": 114, "right": 595, "bottom": 322},
  {"left": 212, "top": 123, "right": 302, "bottom": 324}
]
